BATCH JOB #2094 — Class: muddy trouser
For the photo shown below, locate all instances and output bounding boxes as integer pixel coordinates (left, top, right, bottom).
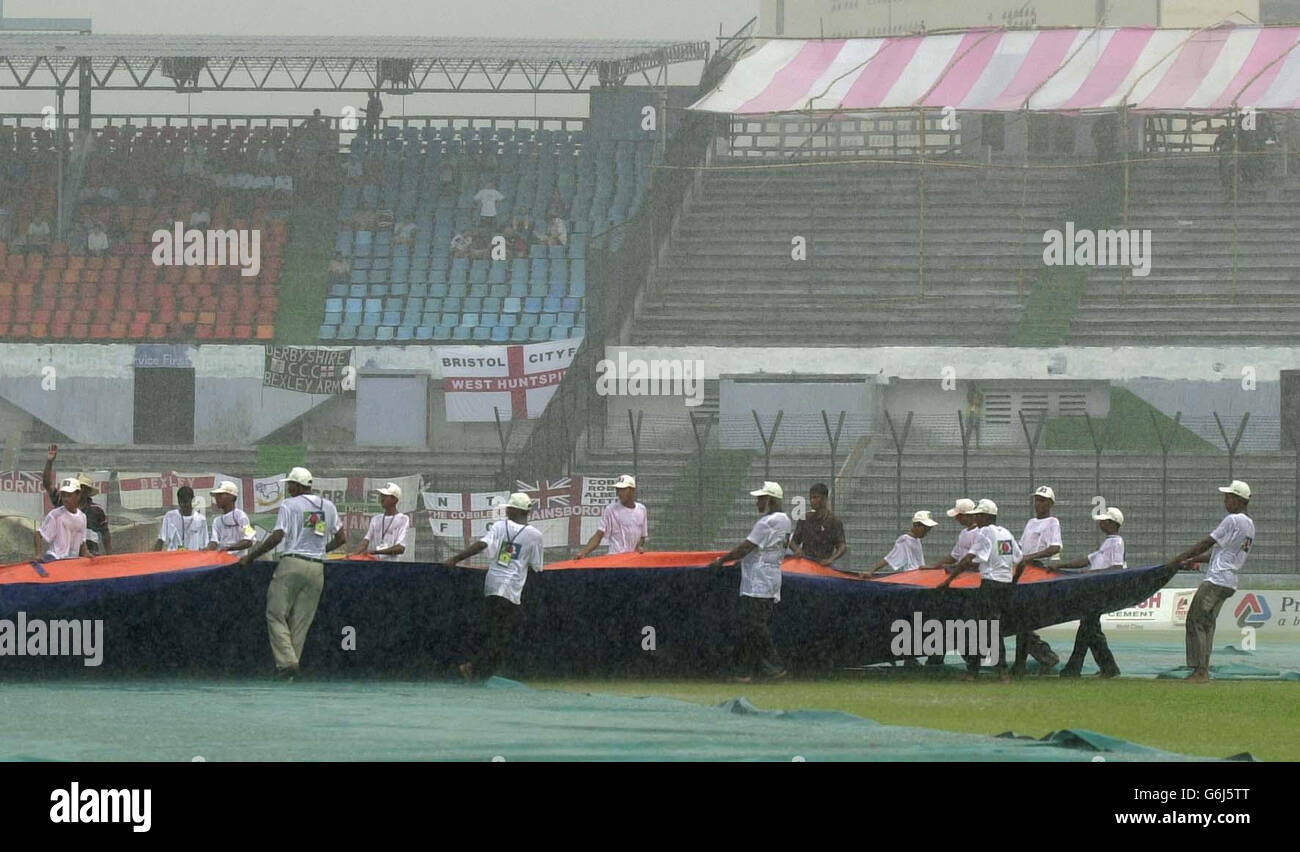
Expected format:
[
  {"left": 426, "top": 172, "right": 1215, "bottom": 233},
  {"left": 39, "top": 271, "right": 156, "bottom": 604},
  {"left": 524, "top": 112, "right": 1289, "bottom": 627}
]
[
  {"left": 1186, "top": 581, "right": 1234, "bottom": 670},
  {"left": 1063, "top": 613, "right": 1118, "bottom": 674},
  {"left": 266, "top": 554, "right": 325, "bottom": 671},
  {"left": 739, "top": 595, "right": 784, "bottom": 677},
  {"left": 471, "top": 593, "right": 520, "bottom": 679},
  {"left": 964, "top": 579, "right": 1012, "bottom": 673}
]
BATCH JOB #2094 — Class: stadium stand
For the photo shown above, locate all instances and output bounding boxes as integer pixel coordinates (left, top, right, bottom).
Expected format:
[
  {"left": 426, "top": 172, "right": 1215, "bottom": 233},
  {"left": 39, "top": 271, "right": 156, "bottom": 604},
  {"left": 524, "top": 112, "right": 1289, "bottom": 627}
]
[
  {"left": 323, "top": 123, "right": 655, "bottom": 344},
  {"left": 629, "top": 160, "right": 1075, "bottom": 346},
  {"left": 1069, "top": 155, "right": 1300, "bottom": 344},
  {"left": 0, "top": 124, "right": 289, "bottom": 342}
]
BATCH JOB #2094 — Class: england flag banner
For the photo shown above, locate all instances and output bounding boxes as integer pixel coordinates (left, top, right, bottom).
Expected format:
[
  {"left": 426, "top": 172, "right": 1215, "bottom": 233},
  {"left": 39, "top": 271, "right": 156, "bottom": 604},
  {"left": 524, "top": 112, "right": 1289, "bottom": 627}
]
[
  {"left": 423, "top": 490, "right": 509, "bottom": 541},
  {"left": 439, "top": 336, "right": 583, "bottom": 421},
  {"left": 514, "top": 476, "right": 616, "bottom": 548},
  {"left": 117, "top": 471, "right": 231, "bottom": 510}
]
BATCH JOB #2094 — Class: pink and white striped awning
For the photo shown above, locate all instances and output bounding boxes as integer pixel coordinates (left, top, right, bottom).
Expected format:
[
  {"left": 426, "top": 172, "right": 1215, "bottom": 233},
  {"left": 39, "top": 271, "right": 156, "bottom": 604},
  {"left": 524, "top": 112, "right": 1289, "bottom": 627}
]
[{"left": 690, "top": 26, "right": 1300, "bottom": 114}]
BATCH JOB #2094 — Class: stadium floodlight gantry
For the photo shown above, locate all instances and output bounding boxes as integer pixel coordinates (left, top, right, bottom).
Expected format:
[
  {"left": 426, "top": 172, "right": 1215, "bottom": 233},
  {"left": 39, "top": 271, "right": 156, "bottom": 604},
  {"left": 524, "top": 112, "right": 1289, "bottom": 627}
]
[{"left": 0, "top": 33, "right": 709, "bottom": 94}]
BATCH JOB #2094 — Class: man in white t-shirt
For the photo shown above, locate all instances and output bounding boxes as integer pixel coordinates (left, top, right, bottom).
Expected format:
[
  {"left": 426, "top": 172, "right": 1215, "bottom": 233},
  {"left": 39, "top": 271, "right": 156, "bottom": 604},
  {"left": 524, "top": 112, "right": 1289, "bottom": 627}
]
[
  {"left": 924, "top": 498, "right": 979, "bottom": 572},
  {"left": 861, "top": 510, "right": 937, "bottom": 576},
  {"left": 1057, "top": 506, "right": 1126, "bottom": 678},
  {"left": 352, "top": 482, "right": 412, "bottom": 562},
  {"left": 574, "top": 474, "right": 647, "bottom": 558},
  {"left": 939, "top": 498, "right": 1021, "bottom": 682},
  {"left": 473, "top": 180, "right": 506, "bottom": 229},
  {"left": 35, "top": 478, "right": 92, "bottom": 561},
  {"left": 708, "top": 482, "right": 792, "bottom": 683},
  {"left": 1167, "top": 480, "right": 1256, "bottom": 683},
  {"left": 1011, "top": 485, "right": 1064, "bottom": 675},
  {"left": 153, "top": 486, "right": 208, "bottom": 551},
  {"left": 237, "top": 467, "right": 346, "bottom": 680},
  {"left": 446, "top": 492, "right": 545, "bottom": 681},
  {"left": 206, "top": 480, "right": 256, "bottom": 553}
]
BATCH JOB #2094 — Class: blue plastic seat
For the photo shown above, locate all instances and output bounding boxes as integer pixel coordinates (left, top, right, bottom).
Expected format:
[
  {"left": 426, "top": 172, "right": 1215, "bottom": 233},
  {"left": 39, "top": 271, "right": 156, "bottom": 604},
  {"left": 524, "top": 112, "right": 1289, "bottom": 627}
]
[
  {"left": 510, "top": 326, "right": 529, "bottom": 342},
  {"left": 472, "top": 326, "right": 492, "bottom": 341},
  {"left": 376, "top": 326, "right": 395, "bottom": 341},
  {"left": 490, "top": 326, "right": 509, "bottom": 342},
  {"left": 319, "top": 324, "right": 337, "bottom": 340}
]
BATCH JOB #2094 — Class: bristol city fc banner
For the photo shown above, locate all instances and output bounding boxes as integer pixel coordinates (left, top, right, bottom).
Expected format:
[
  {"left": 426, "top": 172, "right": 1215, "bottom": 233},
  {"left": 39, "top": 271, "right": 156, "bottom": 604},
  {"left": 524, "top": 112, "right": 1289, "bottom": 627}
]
[{"left": 439, "top": 336, "right": 583, "bottom": 421}]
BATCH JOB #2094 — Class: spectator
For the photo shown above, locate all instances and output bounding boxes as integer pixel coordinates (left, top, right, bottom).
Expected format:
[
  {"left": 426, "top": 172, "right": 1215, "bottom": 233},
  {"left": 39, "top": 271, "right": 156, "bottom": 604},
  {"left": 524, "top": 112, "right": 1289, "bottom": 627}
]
[
  {"left": 26, "top": 216, "right": 52, "bottom": 253},
  {"left": 364, "top": 90, "right": 383, "bottom": 138},
  {"left": 547, "top": 187, "right": 567, "bottom": 220},
  {"left": 504, "top": 225, "right": 527, "bottom": 259},
  {"left": 470, "top": 227, "right": 492, "bottom": 260},
  {"left": 87, "top": 221, "right": 109, "bottom": 256},
  {"left": 393, "top": 218, "right": 417, "bottom": 247},
  {"left": 545, "top": 215, "right": 568, "bottom": 247},
  {"left": 189, "top": 203, "right": 211, "bottom": 229},
  {"left": 436, "top": 158, "right": 456, "bottom": 191},
  {"left": 375, "top": 208, "right": 395, "bottom": 231},
  {"left": 451, "top": 231, "right": 472, "bottom": 259},
  {"left": 966, "top": 386, "right": 983, "bottom": 450},
  {"left": 256, "top": 141, "right": 278, "bottom": 171},
  {"left": 182, "top": 141, "right": 208, "bottom": 177},
  {"left": 328, "top": 252, "right": 350, "bottom": 285},
  {"left": 473, "top": 179, "right": 506, "bottom": 230}
]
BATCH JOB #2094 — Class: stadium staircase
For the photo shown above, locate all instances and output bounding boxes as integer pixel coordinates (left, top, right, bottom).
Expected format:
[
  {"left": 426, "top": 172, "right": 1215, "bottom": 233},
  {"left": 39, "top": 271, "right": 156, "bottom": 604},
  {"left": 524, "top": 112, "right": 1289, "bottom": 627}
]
[
  {"left": 629, "top": 160, "right": 1076, "bottom": 346},
  {"left": 1068, "top": 156, "right": 1300, "bottom": 344}
]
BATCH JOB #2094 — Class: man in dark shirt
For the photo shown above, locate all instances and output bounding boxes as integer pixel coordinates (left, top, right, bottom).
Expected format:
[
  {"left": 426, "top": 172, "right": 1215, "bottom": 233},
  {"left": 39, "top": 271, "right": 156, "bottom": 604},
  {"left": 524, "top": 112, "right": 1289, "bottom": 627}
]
[
  {"left": 790, "top": 483, "right": 847, "bottom": 567},
  {"left": 42, "top": 444, "right": 111, "bottom": 555}
]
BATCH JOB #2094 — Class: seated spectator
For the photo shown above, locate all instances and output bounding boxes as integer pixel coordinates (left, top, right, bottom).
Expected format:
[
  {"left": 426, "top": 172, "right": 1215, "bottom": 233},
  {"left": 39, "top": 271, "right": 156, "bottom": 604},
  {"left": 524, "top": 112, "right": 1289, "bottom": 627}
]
[
  {"left": 87, "top": 221, "right": 110, "bottom": 256},
  {"left": 451, "top": 231, "right": 472, "bottom": 259},
  {"left": 256, "top": 142, "right": 278, "bottom": 171},
  {"left": 394, "top": 219, "right": 418, "bottom": 246},
  {"left": 545, "top": 215, "right": 568, "bottom": 247},
  {"left": 26, "top": 217, "right": 52, "bottom": 252},
  {"left": 328, "top": 252, "right": 350, "bottom": 284},
  {"left": 547, "top": 188, "right": 567, "bottom": 220},
  {"left": 473, "top": 179, "right": 505, "bottom": 229},
  {"left": 519, "top": 214, "right": 537, "bottom": 243},
  {"left": 504, "top": 225, "right": 527, "bottom": 259},
  {"left": 470, "top": 229, "right": 491, "bottom": 261}
]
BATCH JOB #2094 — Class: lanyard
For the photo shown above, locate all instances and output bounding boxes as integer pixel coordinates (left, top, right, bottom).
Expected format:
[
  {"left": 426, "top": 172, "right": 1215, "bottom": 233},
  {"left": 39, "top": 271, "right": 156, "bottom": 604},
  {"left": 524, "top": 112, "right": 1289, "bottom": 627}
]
[{"left": 379, "top": 514, "right": 398, "bottom": 541}]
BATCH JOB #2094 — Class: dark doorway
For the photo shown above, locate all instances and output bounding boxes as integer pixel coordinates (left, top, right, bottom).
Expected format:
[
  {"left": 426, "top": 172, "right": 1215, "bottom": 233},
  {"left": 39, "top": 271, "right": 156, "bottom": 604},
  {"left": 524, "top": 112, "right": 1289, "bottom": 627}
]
[{"left": 134, "top": 368, "right": 195, "bottom": 444}]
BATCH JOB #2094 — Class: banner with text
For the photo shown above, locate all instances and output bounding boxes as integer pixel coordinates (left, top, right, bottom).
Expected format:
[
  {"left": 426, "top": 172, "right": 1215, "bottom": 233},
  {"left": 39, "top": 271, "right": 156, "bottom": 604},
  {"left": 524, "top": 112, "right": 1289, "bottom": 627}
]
[
  {"left": 263, "top": 346, "right": 354, "bottom": 395},
  {"left": 439, "top": 336, "right": 583, "bottom": 421}
]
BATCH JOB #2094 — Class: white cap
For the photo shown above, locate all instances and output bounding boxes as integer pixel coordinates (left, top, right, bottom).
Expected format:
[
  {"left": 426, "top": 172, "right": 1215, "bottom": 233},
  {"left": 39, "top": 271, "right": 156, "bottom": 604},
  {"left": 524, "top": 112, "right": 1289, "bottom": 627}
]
[
  {"left": 210, "top": 480, "right": 240, "bottom": 497},
  {"left": 912, "top": 510, "right": 938, "bottom": 528},
  {"left": 614, "top": 474, "right": 636, "bottom": 490},
  {"left": 1218, "top": 480, "right": 1251, "bottom": 500},
  {"left": 974, "top": 498, "right": 998, "bottom": 516},
  {"left": 946, "top": 498, "right": 976, "bottom": 518},
  {"left": 506, "top": 492, "right": 535, "bottom": 512},
  {"left": 749, "top": 481, "right": 783, "bottom": 500},
  {"left": 1093, "top": 506, "right": 1125, "bottom": 526},
  {"left": 375, "top": 482, "right": 403, "bottom": 500},
  {"left": 57, "top": 477, "right": 81, "bottom": 494},
  {"left": 281, "top": 467, "right": 313, "bottom": 487},
  {"left": 1033, "top": 485, "right": 1056, "bottom": 502},
  {"left": 75, "top": 472, "right": 99, "bottom": 497}
]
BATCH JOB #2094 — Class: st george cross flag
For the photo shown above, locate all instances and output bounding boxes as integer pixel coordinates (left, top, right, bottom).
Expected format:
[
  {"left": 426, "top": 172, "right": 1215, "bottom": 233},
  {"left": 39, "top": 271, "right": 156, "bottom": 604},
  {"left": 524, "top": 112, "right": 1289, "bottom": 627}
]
[
  {"left": 423, "top": 490, "right": 509, "bottom": 541},
  {"left": 439, "top": 336, "right": 583, "bottom": 421},
  {"left": 513, "top": 476, "right": 615, "bottom": 548},
  {"left": 117, "top": 472, "right": 232, "bottom": 510}
]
